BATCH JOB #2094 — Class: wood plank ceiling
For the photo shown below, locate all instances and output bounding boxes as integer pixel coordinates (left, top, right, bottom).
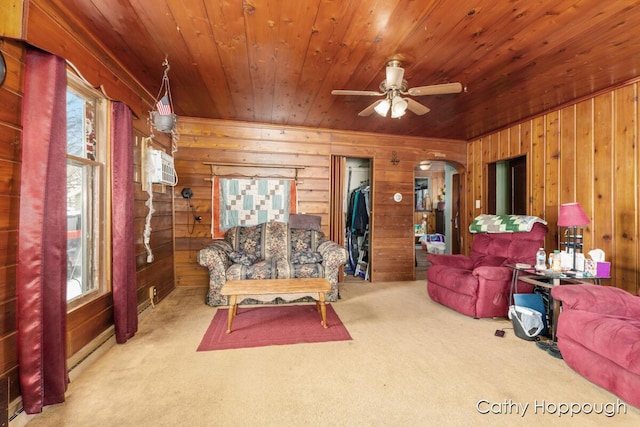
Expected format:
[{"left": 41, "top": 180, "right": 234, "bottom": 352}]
[{"left": 45, "top": 0, "right": 640, "bottom": 141}]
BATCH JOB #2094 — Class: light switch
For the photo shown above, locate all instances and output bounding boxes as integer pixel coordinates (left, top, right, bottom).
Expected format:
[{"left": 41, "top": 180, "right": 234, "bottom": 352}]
[{"left": 475, "top": 200, "right": 481, "bottom": 209}]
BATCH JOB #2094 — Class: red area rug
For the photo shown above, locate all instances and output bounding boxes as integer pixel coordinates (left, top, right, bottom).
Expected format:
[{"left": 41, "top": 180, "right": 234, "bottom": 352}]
[{"left": 197, "top": 304, "right": 351, "bottom": 351}]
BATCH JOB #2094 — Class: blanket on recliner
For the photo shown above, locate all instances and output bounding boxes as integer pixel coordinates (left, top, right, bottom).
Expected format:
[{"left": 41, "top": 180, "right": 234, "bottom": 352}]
[{"left": 469, "top": 214, "right": 547, "bottom": 233}]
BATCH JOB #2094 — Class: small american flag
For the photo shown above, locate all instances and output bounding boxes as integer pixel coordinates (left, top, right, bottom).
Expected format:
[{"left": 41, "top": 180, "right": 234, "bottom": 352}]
[{"left": 156, "top": 94, "right": 172, "bottom": 115}]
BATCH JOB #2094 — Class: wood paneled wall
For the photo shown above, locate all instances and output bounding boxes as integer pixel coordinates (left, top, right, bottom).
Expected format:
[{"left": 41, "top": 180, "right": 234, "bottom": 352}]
[
  {"left": 0, "top": 38, "right": 23, "bottom": 404},
  {"left": 0, "top": 2, "right": 176, "bottom": 406},
  {"left": 464, "top": 82, "right": 640, "bottom": 295},
  {"left": 18, "top": 2, "right": 177, "bottom": 347},
  {"left": 174, "top": 118, "right": 467, "bottom": 286}
]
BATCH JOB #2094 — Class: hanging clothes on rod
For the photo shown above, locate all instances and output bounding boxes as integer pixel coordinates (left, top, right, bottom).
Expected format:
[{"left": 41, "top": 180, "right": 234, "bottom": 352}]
[
  {"left": 348, "top": 184, "right": 369, "bottom": 236},
  {"left": 345, "top": 184, "right": 370, "bottom": 277}
]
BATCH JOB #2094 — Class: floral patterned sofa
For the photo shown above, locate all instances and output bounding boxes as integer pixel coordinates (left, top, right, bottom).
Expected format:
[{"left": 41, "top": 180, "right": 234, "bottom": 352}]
[{"left": 197, "top": 220, "right": 348, "bottom": 306}]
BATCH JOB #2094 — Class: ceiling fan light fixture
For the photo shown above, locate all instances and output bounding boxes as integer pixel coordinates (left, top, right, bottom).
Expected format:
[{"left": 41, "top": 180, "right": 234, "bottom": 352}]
[
  {"left": 374, "top": 99, "right": 391, "bottom": 117},
  {"left": 386, "top": 65, "right": 405, "bottom": 88},
  {"left": 391, "top": 96, "right": 408, "bottom": 118},
  {"left": 332, "top": 59, "right": 462, "bottom": 118}
]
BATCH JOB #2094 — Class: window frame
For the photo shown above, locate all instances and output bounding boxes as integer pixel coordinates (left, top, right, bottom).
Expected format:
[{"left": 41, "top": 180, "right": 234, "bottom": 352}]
[{"left": 66, "top": 72, "right": 110, "bottom": 311}]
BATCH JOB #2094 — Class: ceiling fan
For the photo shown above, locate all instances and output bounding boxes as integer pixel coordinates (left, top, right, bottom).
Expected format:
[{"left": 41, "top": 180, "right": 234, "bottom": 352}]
[{"left": 332, "top": 59, "right": 464, "bottom": 118}]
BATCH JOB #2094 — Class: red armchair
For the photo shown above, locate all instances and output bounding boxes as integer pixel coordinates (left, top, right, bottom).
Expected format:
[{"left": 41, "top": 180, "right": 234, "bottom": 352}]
[
  {"left": 426, "top": 222, "right": 547, "bottom": 318},
  {"left": 551, "top": 284, "right": 640, "bottom": 408}
]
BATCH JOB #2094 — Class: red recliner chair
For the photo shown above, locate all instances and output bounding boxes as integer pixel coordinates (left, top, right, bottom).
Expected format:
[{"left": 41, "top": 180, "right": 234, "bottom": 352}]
[
  {"left": 551, "top": 284, "right": 640, "bottom": 408},
  {"left": 426, "top": 222, "right": 547, "bottom": 318}
]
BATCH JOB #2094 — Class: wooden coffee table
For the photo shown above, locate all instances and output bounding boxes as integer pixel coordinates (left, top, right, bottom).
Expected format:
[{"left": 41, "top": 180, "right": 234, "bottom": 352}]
[{"left": 220, "top": 278, "right": 332, "bottom": 334}]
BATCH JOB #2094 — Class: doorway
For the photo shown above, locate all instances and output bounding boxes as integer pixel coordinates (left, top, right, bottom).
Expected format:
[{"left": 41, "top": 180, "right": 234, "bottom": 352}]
[
  {"left": 414, "top": 161, "right": 462, "bottom": 277},
  {"left": 487, "top": 155, "right": 527, "bottom": 215},
  {"left": 451, "top": 172, "right": 461, "bottom": 254},
  {"left": 330, "top": 156, "right": 372, "bottom": 282}
]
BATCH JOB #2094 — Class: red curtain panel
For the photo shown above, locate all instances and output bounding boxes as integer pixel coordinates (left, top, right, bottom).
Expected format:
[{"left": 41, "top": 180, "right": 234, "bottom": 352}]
[
  {"left": 17, "top": 47, "right": 68, "bottom": 414},
  {"left": 110, "top": 102, "right": 138, "bottom": 343}
]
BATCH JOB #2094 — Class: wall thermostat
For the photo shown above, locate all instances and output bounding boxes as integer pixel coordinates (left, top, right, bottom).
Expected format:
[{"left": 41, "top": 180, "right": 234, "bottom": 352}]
[{"left": 393, "top": 193, "right": 402, "bottom": 202}]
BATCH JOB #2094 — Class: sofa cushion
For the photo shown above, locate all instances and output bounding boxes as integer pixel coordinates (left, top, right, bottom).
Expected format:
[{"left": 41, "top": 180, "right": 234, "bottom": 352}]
[
  {"left": 426, "top": 253, "right": 475, "bottom": 269},
  {"left": 226, "top": 259, "right": 277, "bottom": 281},
  {"left": 289, "top": 228, "right": 325, "bottom": 252},
  {"left": 472, "top": 254, "right": 508, "bottom": 268},
  {"left": 289, "top": 214, "right": 322, "bottom": 231},
  {"left": 552, "top": 284, "right": 640, "bottom": 318},
  {"left": 263, "top": 221, "right": 288, "bottom": 260},
  {"left": 469, "top": 222, "right": 547, "bottom": 265},
  {"left": 228, "top": 250, "right": 259, "bottom": 266},
  {"left": 291, "top": 250, "right": 323, "bottom": 264},
  {"left": 226, "top": 223, "right": 266, "bottom": 260},
  {"left": 557, "top": 309, "right": 640, "bottom": 376},
  {"left": 428, "top": 265, "right": 479, "bottom": 297},
  {"left": 276, "top": 259, "right": 325, "bottom": 280}
]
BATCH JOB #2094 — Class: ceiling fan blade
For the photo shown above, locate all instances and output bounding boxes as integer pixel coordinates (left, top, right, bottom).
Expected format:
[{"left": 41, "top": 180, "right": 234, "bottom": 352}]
[
  {"left": 385, "top": 66, "right": 405, "bottom": 88},
  {"left": 332, "top": 89, "right": 384, "bottom": 96},
  {"left": 358, "top": 100, "right": 383, "bottom": 116},
  {"left": 406, "top": 98, "right": 430, "bottom": 115},
  {"left": 407, "top": 82, "right": 463, "bottom": 96}
]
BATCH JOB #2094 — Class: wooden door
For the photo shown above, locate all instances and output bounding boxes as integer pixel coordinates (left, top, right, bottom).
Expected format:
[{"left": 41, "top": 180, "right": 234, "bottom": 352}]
[
  {"left": 330, "top": 155, "right": 346, "bottom": 281},
  {"left": 510, "top": 156, "right": 527, "bottom": 215},
  {"left": 451, "top": 173, "right": 461, "bottom": 254}
]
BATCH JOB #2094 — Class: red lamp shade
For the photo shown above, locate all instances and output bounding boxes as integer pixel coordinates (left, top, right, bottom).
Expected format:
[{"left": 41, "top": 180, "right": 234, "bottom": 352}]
[{"left": 557, "top": 202, "right": 590, "bottom": 227}]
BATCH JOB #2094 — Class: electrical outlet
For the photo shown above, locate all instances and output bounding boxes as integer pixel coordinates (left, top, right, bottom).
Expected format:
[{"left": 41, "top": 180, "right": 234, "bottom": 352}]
[{"left": 149, "top": 286, "right": 157, "bottom": 308}]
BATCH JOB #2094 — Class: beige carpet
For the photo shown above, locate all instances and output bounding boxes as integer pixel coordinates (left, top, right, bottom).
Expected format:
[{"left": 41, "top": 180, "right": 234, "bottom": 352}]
[{"left": 23, "top": 278, "right": 640, "bottom": 426}]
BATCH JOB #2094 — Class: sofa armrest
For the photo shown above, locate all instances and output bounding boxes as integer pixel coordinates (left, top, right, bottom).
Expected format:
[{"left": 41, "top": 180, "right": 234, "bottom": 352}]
[
  {"left": 317, "top": 240, "right": 348, "bottom": 270},
  {"left": 551, "top": 284, "right": 640, "bottom": 318},
  {"left": 197, "top": 240, "right": 232, "bottom": 273},
  {"left": 427, "top": 253, "right": 474, "bottom": 270},
  {"left": 198, "top": 240, "right": 234, "bottom": 306}
]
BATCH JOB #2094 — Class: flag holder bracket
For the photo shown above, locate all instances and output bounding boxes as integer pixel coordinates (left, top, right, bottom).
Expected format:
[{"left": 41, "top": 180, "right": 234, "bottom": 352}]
[{"left": 149, "top": 56, "right": 179, "bottom": 151}]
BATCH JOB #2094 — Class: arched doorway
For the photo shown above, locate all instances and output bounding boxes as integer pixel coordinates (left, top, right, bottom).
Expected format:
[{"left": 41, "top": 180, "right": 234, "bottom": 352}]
[{"left": 414, "top": 160, "right": 464, "bottom": 277}]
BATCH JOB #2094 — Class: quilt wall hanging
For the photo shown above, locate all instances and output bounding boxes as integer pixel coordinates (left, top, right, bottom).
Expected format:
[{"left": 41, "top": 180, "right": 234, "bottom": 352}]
[{"left": 211, "top": 178, "right": 297, "bottom": 238}]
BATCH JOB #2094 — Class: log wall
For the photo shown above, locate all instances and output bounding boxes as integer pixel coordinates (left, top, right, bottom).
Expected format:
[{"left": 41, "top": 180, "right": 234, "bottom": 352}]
[
  {"left": 0, "top": 38, "right": 23, "bottom": 404},
  {"left": 0, "top": 3, "right": 176, "bottom": 405},
  {"left": 174, "top": 118, "right": 467, "bottom": 287}
]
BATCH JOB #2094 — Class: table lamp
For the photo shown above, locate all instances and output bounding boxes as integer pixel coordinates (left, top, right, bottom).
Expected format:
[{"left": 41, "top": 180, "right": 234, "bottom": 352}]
[{"left": 557, "top": 202, "right": 590, "bottom": 270}]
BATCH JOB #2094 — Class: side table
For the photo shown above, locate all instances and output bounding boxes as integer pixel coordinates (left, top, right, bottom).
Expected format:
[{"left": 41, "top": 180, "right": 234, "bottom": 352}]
[
  {"left": 507, "top": 266, "right": 609, "bottom": 358},
  {"left": 511, "top": 270, "right": 609, "bottom": 341}
]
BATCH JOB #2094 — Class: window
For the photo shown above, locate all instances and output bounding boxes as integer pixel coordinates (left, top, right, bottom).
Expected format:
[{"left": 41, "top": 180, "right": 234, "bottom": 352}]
[{"left": 66, "top": 73, "right": 108, "bottom": 309}]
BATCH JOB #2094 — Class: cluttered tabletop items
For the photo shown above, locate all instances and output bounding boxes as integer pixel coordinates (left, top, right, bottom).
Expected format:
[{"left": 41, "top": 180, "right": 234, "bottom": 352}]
[{"left": 515, "top": 247, "right": 610, "bottom": 280}]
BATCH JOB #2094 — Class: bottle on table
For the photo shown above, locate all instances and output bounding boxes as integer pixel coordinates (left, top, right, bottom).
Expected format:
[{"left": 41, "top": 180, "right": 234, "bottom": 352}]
[
  {"left": 535, "top": 248, "right": 546, "bottom": 272},
  {"left": 551, "top": 249, "right": 562, "bottom": 271}
]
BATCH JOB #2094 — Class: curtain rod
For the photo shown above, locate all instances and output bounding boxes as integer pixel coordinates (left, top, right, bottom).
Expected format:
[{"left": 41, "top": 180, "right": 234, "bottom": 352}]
[{"left": 203, "top": 162, "right": 305, "bottom": 169}]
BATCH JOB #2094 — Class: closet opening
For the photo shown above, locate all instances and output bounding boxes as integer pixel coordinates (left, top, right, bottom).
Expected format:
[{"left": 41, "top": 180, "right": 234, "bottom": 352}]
[{"left": 330, "top": 156, "right": 372, "bottom": 282}]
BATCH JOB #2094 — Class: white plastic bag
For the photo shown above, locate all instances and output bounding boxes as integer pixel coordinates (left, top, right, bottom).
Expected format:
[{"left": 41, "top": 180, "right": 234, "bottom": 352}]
[{"left": 508, "top": 305, "right": 544, "bottom": 340}]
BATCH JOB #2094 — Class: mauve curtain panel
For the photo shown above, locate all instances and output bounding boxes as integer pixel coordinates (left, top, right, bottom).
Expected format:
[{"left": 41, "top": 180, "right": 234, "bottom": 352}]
[
  {"left": 111, "top": 102, "right": 138, "bottom": 343},
  {"left": 17, "top": 48, "right": 69, "bottom": 414}
]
